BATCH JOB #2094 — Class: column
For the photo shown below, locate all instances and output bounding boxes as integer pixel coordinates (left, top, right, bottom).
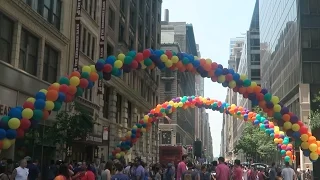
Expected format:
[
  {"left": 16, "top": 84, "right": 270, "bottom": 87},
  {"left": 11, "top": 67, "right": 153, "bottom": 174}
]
[
  {"left": 109, "top": 88, "right": 118, "bottom": 151},
  {"left": 122, "top": 98, "right": 128, "bottom": 128},
  {"left": 11, "top": 21, "right": 22, "bottom": 68},
  {"left": 37, "top": 37, "right": 45, "bottom": 79},
  {"left": 131, "top": 106, "right": 138, "bottom": 160}
]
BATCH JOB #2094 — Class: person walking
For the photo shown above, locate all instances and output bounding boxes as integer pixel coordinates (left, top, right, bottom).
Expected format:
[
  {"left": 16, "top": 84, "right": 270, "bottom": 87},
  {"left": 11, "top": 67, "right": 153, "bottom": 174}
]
[
  {"left": 281, "top": 162, "right": 295, "bottom": 180},
  {"left": 181, "top": 162, "right": 200, "bottom": 180},
  {"left": 269, "top": 163, "right": 277, "bottom": 180},
  {"left": 54, "top": 164, "right": 72, "bottom": 180},
  {"left": 101, "top": 161, "right": 113, "bottom": 180},
  {"left": 215, "top": 157, "right": 229, "bottom": 180},
  {"left": 232, "top": 160, "right": 242, "bottom": 180},
  {"left": 199, "top": 165, "right": 210, "bottom": 180},
  {"left": 111, "top": 164, "right": 129, "bottom": 180},
  {"left": 177, "top": 155, "right": 188, "bottom": 180},
  {"left": 11, "top": 159, "right": 29, "bottom": 180}
]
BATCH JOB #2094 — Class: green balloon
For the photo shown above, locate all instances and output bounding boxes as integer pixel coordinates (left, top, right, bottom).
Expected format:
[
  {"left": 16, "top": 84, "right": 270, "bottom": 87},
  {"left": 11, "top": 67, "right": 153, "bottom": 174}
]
[
  {"left": 59, "top": 77, "right": 70, "bottom": 85},
  {"left": 97, "top": 71, "right": 103, "bottom": 79},
  {"left": 76, "top": 87, "right": 84, "bottom": 96},
  {"left": 124, "top": 56, "right": 133, "bottom": 65},
  {"left": 243, "top": 79, "right": 251, "bottom": 87},
  {"left": 182, "top": 57, "right": 189, "bottom": 64},
  {"left": 111, "top": 68, "right": 119, "bottom": 75},
  {"left": 264, "top": 93, "right": 272, "bottom": 101},
  {"left": 53, "top": 101, "right": 62, "bottom": 111},
  {"left": 295, "top": 139, "right": 302, "bottom": 146},
  {"left": 127, "top": 51, "right": 136, "bottom": 58},
  {"left": 81, "top": 72, "right": 90, "bottom": 79},
  {"left": 144, "top": 58, "right": 153, "bottom": 66},
  {"left": 33, "top": 109, "right": 43, "bottom": 120},
  {"left": 273, "top": 112, "right": 282, "bottom": 120}
]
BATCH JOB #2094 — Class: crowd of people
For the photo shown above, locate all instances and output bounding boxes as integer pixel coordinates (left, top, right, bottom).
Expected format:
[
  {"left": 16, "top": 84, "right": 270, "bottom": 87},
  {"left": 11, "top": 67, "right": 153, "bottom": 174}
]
[{"left": 0, "top": 155, "right": 304, "bottom": 180}]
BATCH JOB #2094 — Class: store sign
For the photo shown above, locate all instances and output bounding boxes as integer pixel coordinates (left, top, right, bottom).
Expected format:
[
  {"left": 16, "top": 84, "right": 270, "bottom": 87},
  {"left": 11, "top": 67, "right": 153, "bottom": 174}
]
[
  {"left": 75, "top": 0, "right": 82, "bottom": 17},
  {"left": 103, "top": 126, "right": 109, "bottom": 141},
  {"left": 86, "top": 135, "right": 102, "bottom": 143},
  {"left": 73, "top": 20, "right": 81, "bottom": 71},
  {"left": 97, "top": 0, "right": 107, "bottom": 94},
  {"left": 0, "top": 103, "right": 11, "bottom": 116}
]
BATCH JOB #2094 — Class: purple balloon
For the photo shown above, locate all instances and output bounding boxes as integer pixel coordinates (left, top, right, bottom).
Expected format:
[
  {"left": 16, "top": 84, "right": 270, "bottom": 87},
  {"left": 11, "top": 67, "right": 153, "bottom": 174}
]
[
  {"left": 123, "top": 64, "right": 131, "bottom": 73},
  {"left": 218, "top": 64, "right": 223, "bottom": 69},
  {"left": 222, "top": 68, "right": 229, "bottom": 75},
  {"left": 266, "top": 102, "right": 274, "bottom": 109},
  {"left": 280, "top": 107, "right": 289, "bottom": 115},
  {"left": 290, "top": 115, "right": 299, "bottom": 123},
  {"left": 103, "top": 73, "right": 111, "bottom": 81},
  {"left": 261, "top": 88, "right": 268, "bottom": 95}
]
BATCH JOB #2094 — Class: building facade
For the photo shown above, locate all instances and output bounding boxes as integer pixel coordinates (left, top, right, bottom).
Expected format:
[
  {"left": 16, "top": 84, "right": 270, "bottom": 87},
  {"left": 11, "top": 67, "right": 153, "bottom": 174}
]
[
  {"left": 0, "top": 0, "right": 162, "bottom": 164},
  {"left": 159, "top": 10, "right": 197, "bottom": 146}
]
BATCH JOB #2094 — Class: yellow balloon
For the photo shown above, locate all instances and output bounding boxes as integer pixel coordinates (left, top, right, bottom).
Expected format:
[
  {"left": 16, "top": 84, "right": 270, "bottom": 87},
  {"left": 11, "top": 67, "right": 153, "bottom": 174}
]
[
  {"left": 309, "top": 143, "right": 318, "bottom": 152},
  {"left": 178, "top": 102, "right": 183, "bottom": 107},
  {"left": 118, "top": 53, "right": 125, "bottom": 61},
  {"left": 274, "top": 138, "right": 279, "bottom": 144},
  {"left": 160, "top": 54, "right": 168, "bottom": 62},
  {"left": 273, "top": 105, "right": 281, "bottom": 112},
  {"left": 251, "top": 82, "right": 257, "bottom": 87},
  {"left": 240, "top": 74, "right": 247, "bottom": 80},
  {"left": 301, "top": 134, "right": 309, "bottom": 142},
  {"left": 114, "top": 60, "right": 123, "bottom": 69},
  {"left": 141, "top": 128, "right": 146, "bottom": 132},
  {"left": 90, "top": 65, "right": 97, "bottom": 72},
  {"left": 171, "top": 56, "right": 179, "bottom": 63},
  {"left": 39, "top": 89, "right": 48, "bottom": 94},
  {"left": 165, "top": 60, "right": 173, "bottom": 67},
  {"left": 279, "top": 131, "right": 285, "bottom": 135},
  {"left": 8, "top": 118, "right": 20, "bottom": 129},
  {"left": 144, "top": 115, "right": 149, "bottom": 121},
  {"left": 283, "top": 122, "right": 292, "bottom": 130},
  {"left": 116, "top": 153, "right": 121, "bottom": 159},
  {"left": 126, "top": 131, "right": 132, "bottom": 136},
  {"left": 26, "top": 97, "right": 36, "bottom": 103},
  {"left": 70, "top": 76, "right": 80, "bottom": 86},
  {"left": 217, "top": 75, "right": 226, "bottom": 83},
  {"left": 301, "top": 142, "right": 309, "bottom": 149},
  {"left": 231, "top": 104, "right": 236, "bottom": 108},
  {"left": 292, "top": 124, "right": 300, "bottom": 132},
  {"left": 2, "top": 139, "right": 11, "bottom": 150},
  {"left": 174, "top": 103, "right": 179, "bottom": 108},
  {"left": 310, "top": 152, "right": 319, "bottom": 161},
  {"left": 228, "top": 80, "right": 236, "bottom": 88},
  {"left": 82, "top": 66, "right": 91, "bottom": 73},
  {"left": 271, "top": 96, "right": 280, "bottom": 104},
  {"left": 206, "top": 58, "right": 212, "bottom": 64},
  {"left": 22, "top": 108, "right": 33, "bottom": 119},
  {"left": 45, "top": 101, "right": 55, "bottom": 111},
  {"left": 120, "top": 151, "right": 125, "bottom": 156}
]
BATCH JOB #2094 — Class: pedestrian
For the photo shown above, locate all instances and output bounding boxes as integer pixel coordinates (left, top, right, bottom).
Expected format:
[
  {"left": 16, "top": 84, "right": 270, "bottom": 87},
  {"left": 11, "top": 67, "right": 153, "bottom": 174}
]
[
  {"left": 281, "top": 162, "right": 295, "bottom": 180},
  {"left": 11, "top": 159, "right": 29, "bottom": 180},
  {"left": 215, "top": 157, "right": 230, "bottom": 180},
  {"left": 163, "top": 163, "right": 175, "bottom": 180},
  {"left": 269, "top": 163, "right": 277, "bottom": 180},
  {"left": 232, "top": 160, "right": 242, "bottom": 180},
  {"left": 111, "top": 163, "right": 128, "bottom": 180},
  {"left": 101, "top": 160, "right": 113, "bottom": 180},
  {"left": 177, "top": 155, "right": 188, "bottom": 180},
  {"left": 54, "top": 164, "right": 72, "bottom": 180},
  {"left": 242, "top": 166, "right": 248, "bottom": 180},
  {"left": 181, "top": 161, "right": 199, "bottom": 180},
  {"left": 133, "top": 157, "right": 145, "bottom": 180},
  {"left": 199, "top": 165, "right": 210, "bottom": 180}
]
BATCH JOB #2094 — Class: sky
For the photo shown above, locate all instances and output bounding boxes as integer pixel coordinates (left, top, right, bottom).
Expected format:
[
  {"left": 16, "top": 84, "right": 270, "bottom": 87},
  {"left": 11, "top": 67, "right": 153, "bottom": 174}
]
[{"left": 162, "top": 0, "right": 256, "bottom": 157}]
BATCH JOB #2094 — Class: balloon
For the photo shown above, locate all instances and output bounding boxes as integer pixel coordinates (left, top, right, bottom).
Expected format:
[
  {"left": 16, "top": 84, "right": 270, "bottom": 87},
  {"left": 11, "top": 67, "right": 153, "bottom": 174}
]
[
  {"left": 26, "top": 97, "right": 36, "bottom": 103},
  {"left": 309, "top": 143, "right": 317, "bottom": 152},
  {"left": 59, "top": 77, "right": 70, "bottom": 85},
  {"left": 20, "top": 118, "right": 31, "bottom": 130},
  {"left": 82, "top": 66, "right": 91, "bottom": 73},
  {"left": 2, "top": 138, "right": 11, "bottom": 150},
  {"left": 45, "top": 101, "right": 55, "bottom": 111},
  {"left": 46, "top": 90, "right": 59, "bottom": 101},
  {"left": 8, "top": 118, "right": 20, "bottom": 129},
  {"left": 292, "top": 124, "right": 300, "bottom": 131},
  {"left": 301, "top": 134, "right": 308, "bottom": 142},
  {"left": 0, "top": 129, "right": 6, "bottom": 140},
  {"left": 22, "top": 108, "right": 33, "bottom": 119},
  {"left": 114, "top": 60, "right": 123, "bottom": 68},
  {"left": 70, "top": 76, "right": 80, "bottom": 86},
  {"left": 310, "top": 152, "right": 319, "bottom": 161}
]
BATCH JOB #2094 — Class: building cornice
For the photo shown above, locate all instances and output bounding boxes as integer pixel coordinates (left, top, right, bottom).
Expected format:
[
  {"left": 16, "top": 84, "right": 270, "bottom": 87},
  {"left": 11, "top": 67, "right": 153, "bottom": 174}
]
[{"left": 9, "top": 0, "right": 69, "bottom": 45}]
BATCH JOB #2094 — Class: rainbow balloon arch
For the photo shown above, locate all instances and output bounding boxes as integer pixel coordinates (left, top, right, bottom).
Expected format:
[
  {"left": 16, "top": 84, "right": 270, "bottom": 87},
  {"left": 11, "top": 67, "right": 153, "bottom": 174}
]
[{"left": 0, "top": 49, "right": 319, "bottom": 162}]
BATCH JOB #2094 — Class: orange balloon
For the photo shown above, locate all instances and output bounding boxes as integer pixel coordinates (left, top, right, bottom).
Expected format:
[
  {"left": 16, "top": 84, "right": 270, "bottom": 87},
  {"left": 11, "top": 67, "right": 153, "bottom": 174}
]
[
  {"left": 186, "top": 64, "right": 194, "bottom": 71},
  {"left": 70, "top": 71, "right": 81, "bottom": 78},
  {"left": 208, "top": 71, "right": 214, "bottom": 77},
  {"left": 199, "top": 59, "right": 206, "bottom": 66},
  {"left": 42, "top": 110, "right": 50, "bottom": 120},
  {"left": 259, "top": 100, "right": 267, "bottom": 108},
  {"left": 176, "top": 61, "right": 183, "bottom": 68},
  {"left": 246, "top": 87, "right": 254, "bottom": 93},
  {"left": 254, "top": 86, "right": 262, "bottom": 93},
  {"left": 239, "top": 87, "right": 246, "bottom": 94},
  {"left": 46, "top": 90, "right": 59, "bottom": 101},
  {"left": 68, "top": 85, "right": 77, "bottom": 95},
  {"left": 308, "top": 136, "right": 317, "bottom": 143},
  {"left": 317, "top": 147, "right": 320, "bottom": 154},
  {"left": 286, "top": 151, "right": 292, "bottom": 156},
  {"left": 203, "top": 64, "right": 211, "bottom": 71},
  {"left": 149, "top": 63, "right": 155, "bottom": 69},
  {"left": 89, "top": 72, "right": 99, "bottom": 82},
  {"left": 178, "top": 66, "right": 186, "bottom": 72},
  {"left": 282, "top": 114, "right": 291, "bottom": 121},
  {"left": 267, "top": 110, "right": 274, "bottom": 117},
  {"left": 48, "top": 84, "right": 60, "bottom": 91}
]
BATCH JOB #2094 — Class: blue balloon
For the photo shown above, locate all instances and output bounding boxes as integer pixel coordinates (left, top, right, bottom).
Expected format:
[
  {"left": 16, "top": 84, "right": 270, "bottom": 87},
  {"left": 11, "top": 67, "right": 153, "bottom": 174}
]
[
  {"left": 131, "top": 129, "right": 137, "bottom": 134},
  {"left": 8, "top": 108, "right": 22, "bottom": 119},
  {"left": 303, "top": 149, "right": 310, "bottom": 157},
  {"left": 232, "top": 73, "right": 240, "bottom": 81},
  {"left": 34, "top": 99, "right": 46, "bottom": 110},
  {"left": 192, "top": 60, "right": 200, "bottom": 68},
  {"left": 58, "top": 92, "right": 66, "bottom": 102},
  {"left": 6, "top": 129, "right": 17, "bottom": 139},
  {"left": 254, "top": 120, "right": 260, "bottom": 125},
  {"left": 16, "top": 106, "right": 23, "bottom": 111},
  {"left": 35, "top": 92, "right": 46, "bottom": 100},
  {"left": 95, "top": 61, "right": 104, "bottom": 71},
  {"left": 0, "top": 129, "right": 6, "bottom": 140},
  {"left": 131, "top": 134, "right": 136, "bottom": 139},
  {"left": 214, "top": 68, "right": 223, "bottom": 76},
  {"left": 222, "top": 82, "right": 228, "bottom": 87},
  {"left": 105, "top": 56, "right": 116, "bottom": 64},
  {"left": 228, "top": 69, "right": 235, "bottom": 75}
]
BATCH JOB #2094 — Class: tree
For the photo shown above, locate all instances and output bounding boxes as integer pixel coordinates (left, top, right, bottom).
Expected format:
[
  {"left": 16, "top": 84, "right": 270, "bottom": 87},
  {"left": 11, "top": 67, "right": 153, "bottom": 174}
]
[
  {"left": 309, "top": 91, "right": 320, "bottom": 130},
  {"left": 43, "top": 103, "right": 96, "bottom": 154}
]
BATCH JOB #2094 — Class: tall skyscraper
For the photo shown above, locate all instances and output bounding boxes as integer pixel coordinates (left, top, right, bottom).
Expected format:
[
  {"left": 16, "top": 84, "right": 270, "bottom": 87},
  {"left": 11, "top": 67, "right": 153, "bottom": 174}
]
[{"left": 159, "top": 9, "right": 197, "bottom": 146}]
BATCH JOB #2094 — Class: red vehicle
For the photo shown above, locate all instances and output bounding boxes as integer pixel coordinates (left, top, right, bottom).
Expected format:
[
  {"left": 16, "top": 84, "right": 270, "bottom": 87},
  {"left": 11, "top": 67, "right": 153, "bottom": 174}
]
[{"left": 159, "top": 146, "right": 187, "bottom": 166}]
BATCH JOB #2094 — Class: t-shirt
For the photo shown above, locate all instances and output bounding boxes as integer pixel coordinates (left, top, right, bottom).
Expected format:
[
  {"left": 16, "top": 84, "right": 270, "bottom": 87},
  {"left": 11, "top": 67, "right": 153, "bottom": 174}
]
[
  {"left": 200, "top": 172, "right": 211, "bottom": 180},
  {"left": 232, "top": 167, "right": 243, "bottom": 180},
  {"left": 27, "top": 163, "right": 39, "bottom": 180},
  {"left": 111, "top": 173, "right": 129, "bottom": 180},
  {"left": 135, "top": 165, "right": 145, "bottom": 180},
  {"left": 281, "top": 167, "right": 295, "bottom": 180},
  {"left": 269, "top": 168, "right": 277, "bottom": 180},
  {"left": 181, "top": 170, "right": 199, "bottom": 180},
  {"left": 177, "top": 162, "right": 187, "bottom": 180},
  {"left": 80, "top": 171, "right": 95, "bottom": 180},
  {"left": 215, "top": 164, "right": 230, "bottom": 180}
]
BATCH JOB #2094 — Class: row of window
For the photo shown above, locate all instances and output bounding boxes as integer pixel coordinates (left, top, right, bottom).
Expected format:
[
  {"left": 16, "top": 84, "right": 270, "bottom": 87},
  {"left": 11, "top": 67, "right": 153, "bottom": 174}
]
[
  {"left": 83, "top": 0, "right": 97, "bottom": 20},
  {"left": 81, "top": 25, "right": 96, "bottom": 60}
]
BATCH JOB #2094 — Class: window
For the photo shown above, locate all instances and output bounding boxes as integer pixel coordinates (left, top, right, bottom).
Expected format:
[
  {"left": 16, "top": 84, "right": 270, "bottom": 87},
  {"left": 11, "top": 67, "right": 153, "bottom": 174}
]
[
  {"left": 129, "top": 36, "right": 134, "bottom": 50},
  {"left": 127, "top": 101, "right": 132, "bottom": 127},
  {"left": 250, "top": 39, "right": 260, "bottom": 46},
  {"left": 251, "top": 69, "right": 260, "bottom": 78},
  {"left": 0, "top": 13, "right": 13, "bottom": 63},
  {"left": 116, "top": 93, "right": 122, "bottom": 124},
  {"left": 250, "top": 54, "right": 260, "bottom": 65},
  {"left": 120, "top": 0, "right": 125, "bottom": 13},
  {"left": 108, "top": 8, "right": 115, "bottom": 30},
  {"left": 302, "top": 29, "right": 311, "bottom": 48},
  {"left": 42, "top": 0, "right": 61, "bottom": 29},
  {"left": 83, "top": 89, "right": 92, "bottom": 101},
  {"left": 311, "top": 29, "right": 320, "bottom": 48},
  {"left": 43, "top": 45, "right": 58, "bottom": 83},
  {"left": 107, "top": 44, "right": 114, "bottom": 56},
  {"left": 87, "top": 33, "right": 91, "bottom": 57},
  {"left": 82, "top": 28, "right": 87, "bottom": 53},
  {"left": 130, "top": 8, "right": 136, "bottom": 29},
  {"left": 118, "top": 23, "right": 125, "bottom": 42},
  {"left": 91, "top": 37, "right": 95, "bottom": 60},
  {"left": 19, "top": 29, "right": 39, "bottom": 76},
  {"left": 103, "top": 85, "right": 110, "bottom": 119},
  {"left": 165, "top": 82, "right": 171, "bottom": 92}
]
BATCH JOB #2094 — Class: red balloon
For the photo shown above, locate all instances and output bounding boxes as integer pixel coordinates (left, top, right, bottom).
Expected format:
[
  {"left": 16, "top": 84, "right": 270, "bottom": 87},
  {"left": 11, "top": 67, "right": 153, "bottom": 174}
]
[
  {"left": 43, "top": 110, "right": 50, "bottom": 120},
  {"left": 68, "top": 85, "right": 77, "bottom": 95},
  {"left": 211, "top": 76, "right": 218, "bottom": 82},
  {"left": 59, "top": 84, "right": 69, "bottom": 93},
  {"left": 211, "top": 62, "right": 218, "bottom": 70},
  {"left": 225, "top": 74, "right": 233, "bottom": 81},
  {"left": 297, "top": 121, "right": 304, "bottom": 126},
  {"left": 165, "top": 50, "right": 173, "bottom": 59},
  {"left": 256, "top": 93, "right": 264, "bottom": 101},
  {"left": 16, "top": 128, "right": 25, "bottom": 139},
  {"left": 103, "top": 64, "right": 113, "bottom": 73},
  {"left": 65, "top": 93, "right": 74, "bottom": 103},
  {"left": 243, "top": 92, "right": 249, "bottom": 98},
  {"left": 115, "top": 147, "right": 121, "bottom": 153},
  {"left": 300, "top": 125, "right": 308, "bottom": 134},
  {"left": 233, "top": 87, "right": 239, "bottom": 92},
  {"left": 131, "top": 60, "right": 139, "bottom": 69},
  {"left": 135, "top": 53, "right": 144, "bottom": 62},
  {"left": 23, "top": 101, "right": 34, "bottom": 109},
  {"left": 79, "top": 78, "right": 89, "bottom": 88},
  {"left": 20, "top": 118, "right": 31, "bottom": 130},
  {"left": 143, "top": 49, "right": 151, "bottom": 59}
]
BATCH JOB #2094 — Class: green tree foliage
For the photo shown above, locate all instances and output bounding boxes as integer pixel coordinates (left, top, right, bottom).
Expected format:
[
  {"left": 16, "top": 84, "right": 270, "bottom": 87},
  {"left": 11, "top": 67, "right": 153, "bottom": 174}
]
[
  {"left": 43, "top": 103, "right": 95, "bottom": 152},
  {"left": 234, "top": 106, "right": 277, "bottom": 161},
  {"left": 309, "top": 91, "right": 320, "bottom": 130}
]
